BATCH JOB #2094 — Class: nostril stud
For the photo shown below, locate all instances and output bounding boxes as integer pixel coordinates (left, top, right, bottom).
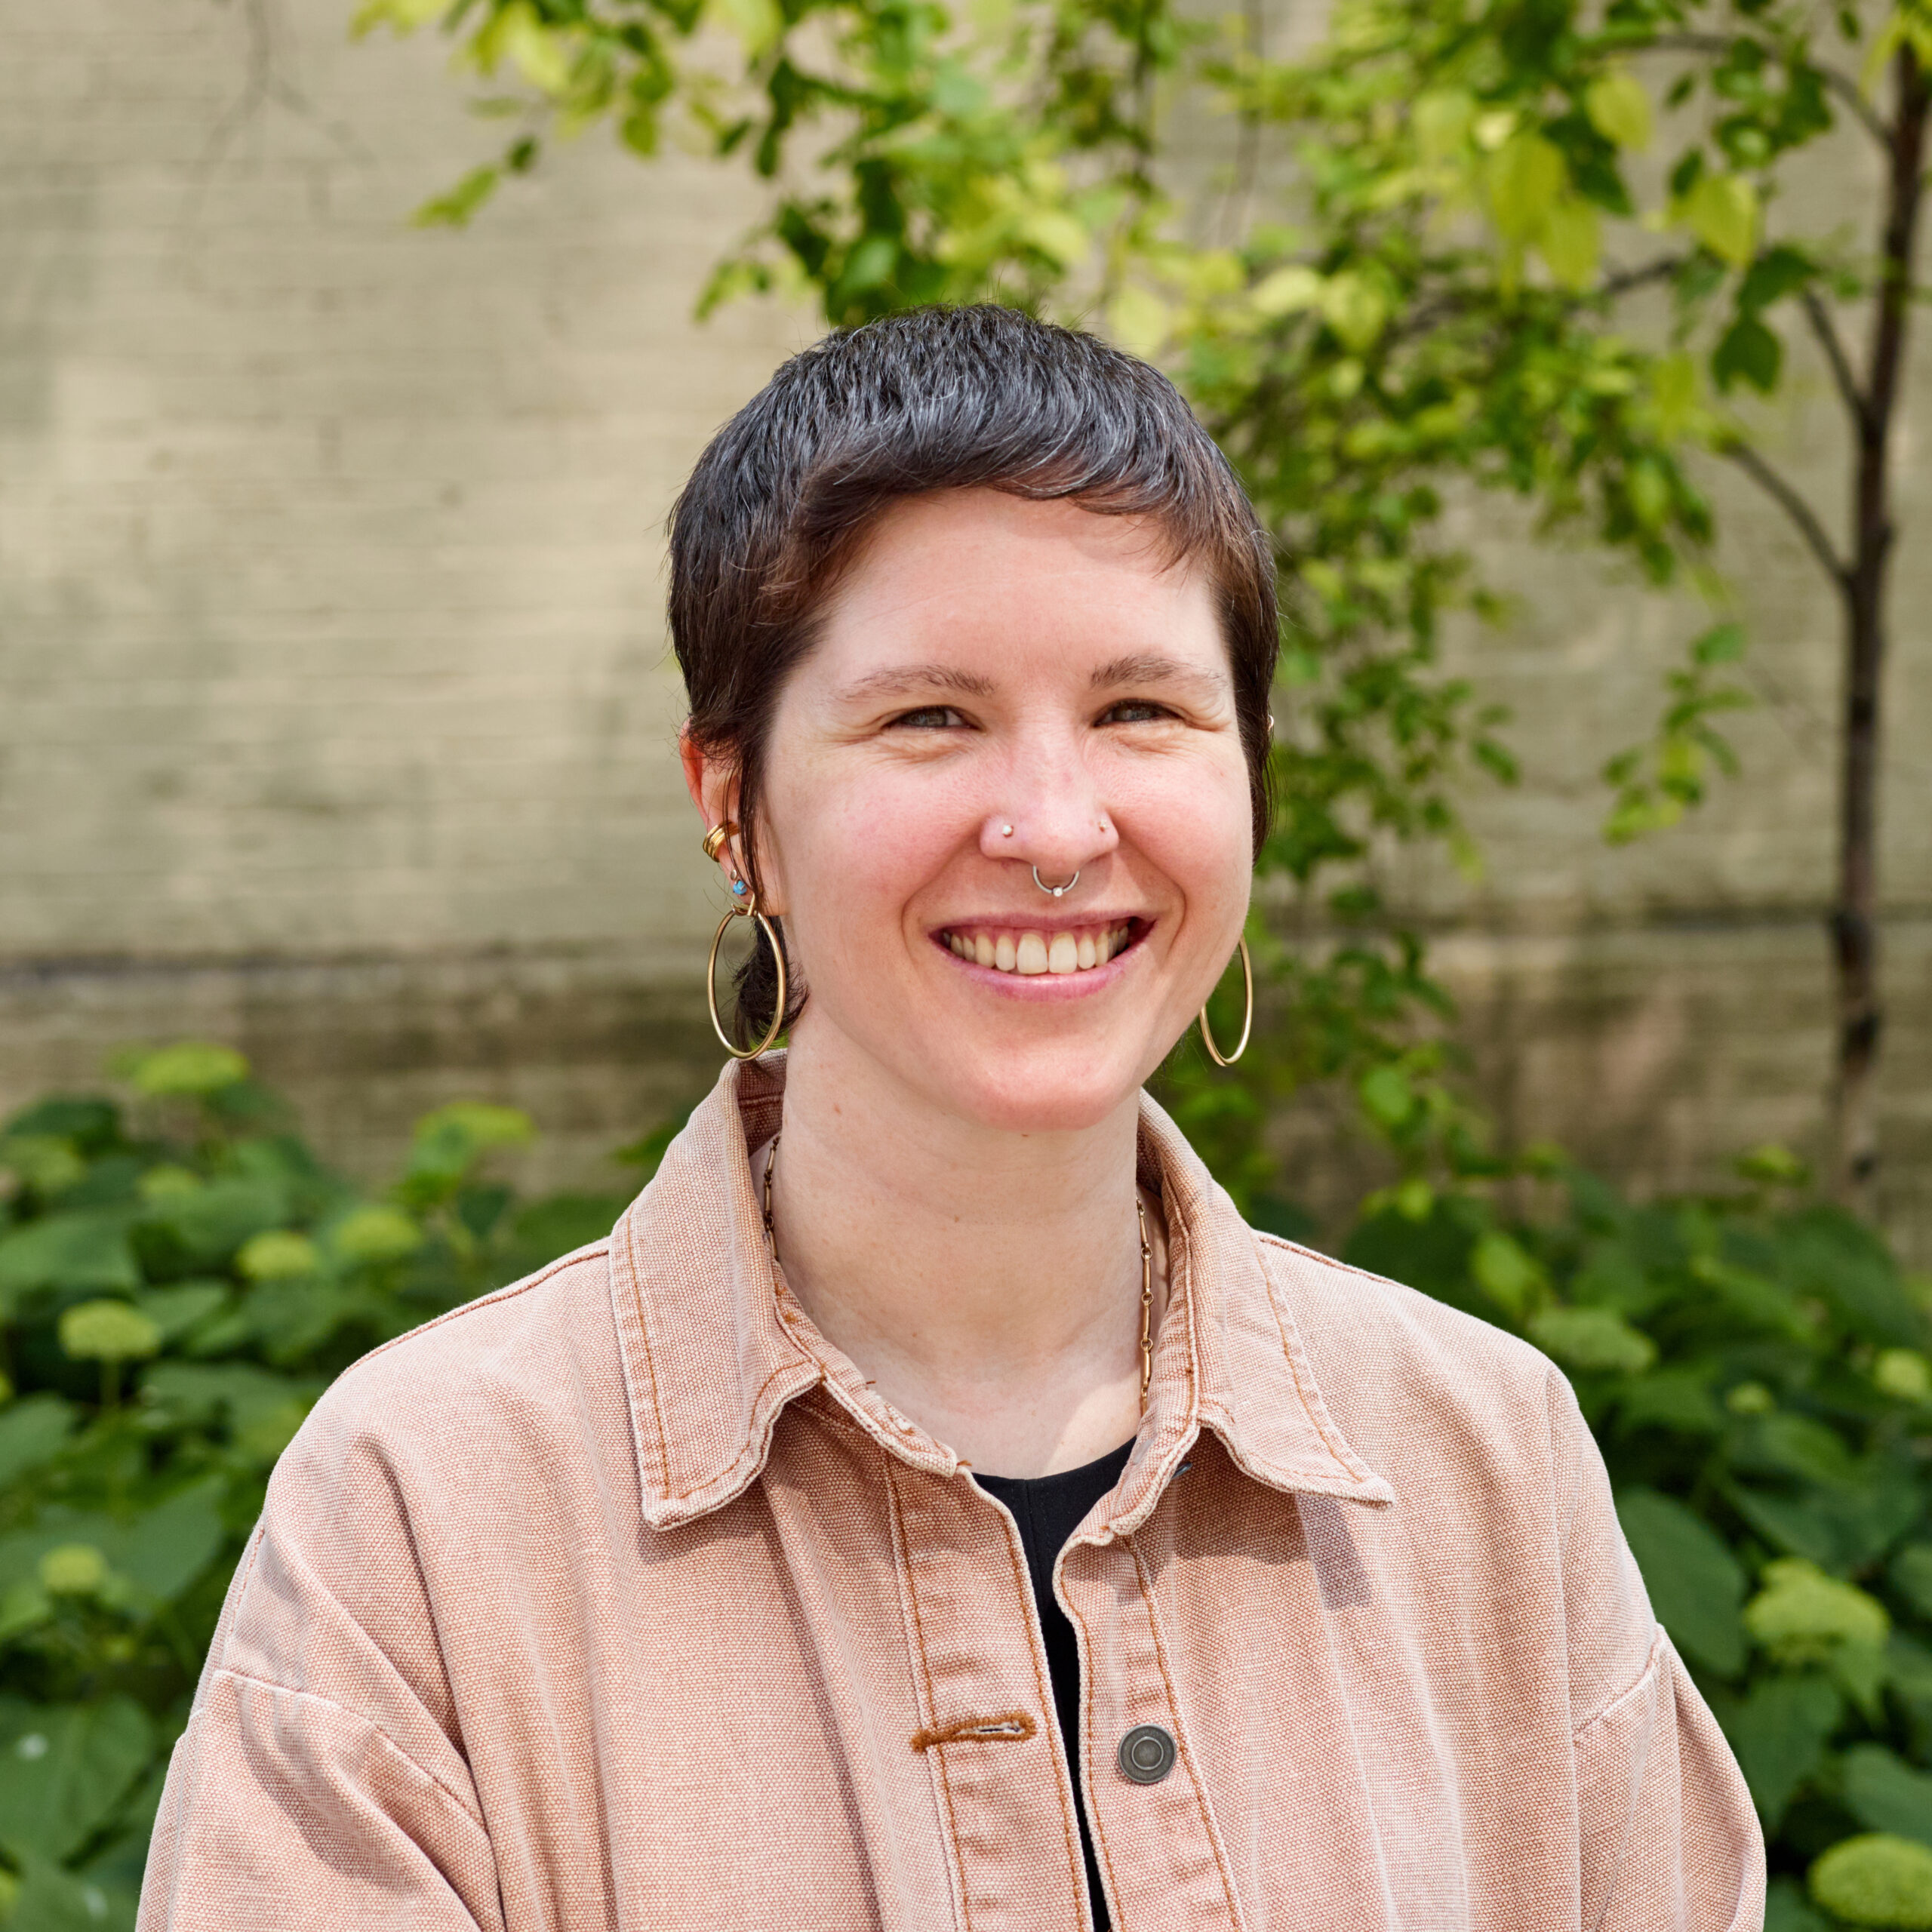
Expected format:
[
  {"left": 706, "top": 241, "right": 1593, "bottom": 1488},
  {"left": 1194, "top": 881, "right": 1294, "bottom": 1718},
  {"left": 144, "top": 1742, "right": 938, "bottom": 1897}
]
[{"left": 1000, "top": 824, "right": 1014, "bottom": 837}]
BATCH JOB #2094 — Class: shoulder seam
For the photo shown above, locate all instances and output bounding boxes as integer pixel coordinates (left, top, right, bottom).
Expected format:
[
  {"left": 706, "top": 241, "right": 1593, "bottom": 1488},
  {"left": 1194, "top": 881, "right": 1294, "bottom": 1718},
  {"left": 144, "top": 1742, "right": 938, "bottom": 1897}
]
[
  {"left": 210, "top": 1666, "right": 489, "bottom": 1831},
  {"left": 1254, "top": 1229, "right": 1402, "bottom": 1294},
  {"left": 347, "top": 1240, "right": 611, "bottom": 1375}
]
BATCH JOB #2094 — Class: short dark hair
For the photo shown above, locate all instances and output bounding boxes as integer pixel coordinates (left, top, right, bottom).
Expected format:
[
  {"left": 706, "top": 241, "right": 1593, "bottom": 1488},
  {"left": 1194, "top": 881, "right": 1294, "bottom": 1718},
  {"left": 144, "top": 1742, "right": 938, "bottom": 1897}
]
[{"left": 669, "top": 303, "right": 1278, "bottom": 1047}]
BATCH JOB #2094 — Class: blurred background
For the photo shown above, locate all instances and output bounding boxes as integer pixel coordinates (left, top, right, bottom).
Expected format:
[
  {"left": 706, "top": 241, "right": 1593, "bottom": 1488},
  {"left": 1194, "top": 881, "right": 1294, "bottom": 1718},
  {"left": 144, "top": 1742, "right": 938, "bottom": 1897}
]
[
  {"left": 5, "top": 0, "right": 1927, "bottom": 1254},
  {"left": 6, "top": 5, "right": 1932, "bottom": 1922}
]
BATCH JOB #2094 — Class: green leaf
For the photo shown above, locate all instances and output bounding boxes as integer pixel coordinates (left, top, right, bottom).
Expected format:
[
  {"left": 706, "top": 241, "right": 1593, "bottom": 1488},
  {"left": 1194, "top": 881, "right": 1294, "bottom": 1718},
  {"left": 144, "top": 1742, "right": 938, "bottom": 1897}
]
[
  {"left": 1738, "top": 1414, "right": 1861, "bottom": 1489},
  {"left": 1764, "top": 1875, "right": 1831, "bottom": 1932},
  {"left": 1681, "top": 171, "right": 1759, "bottom": 268},
  {"left": 1357, "top": 1066, "right": 1415, "bottom": 1131},
  {"left": 1713, "top": 315, "right": 1782, "bottom": 394},
  {"left": 114, "top": 1480, "right": 227, "bottom": 1603},
  {"left": 0, "top": 1700, "right": 153, "bottom": 1864},
  {"left": 1614, "top": 1369, "right": 1721, "bottom": 1435},
  {"left": 143, "top": 1363, "right": 315, "bottom": 1461},
  {"left": 1844, "top": 1746, "right": 1932, "bottom": 1848},
  {"left": 1487, "top": 134, "right": 1565, "bottom": 244},
  {"left": 1109, "top": 285, "right": 1171, "bottom": 356},
  {"left": 1723, "top": 1673, "right": 1842, "bottom": 1826},
  {"left": 1692, "top": 622, "right": 1746, "bottom": 666},
  {"left": 8, "top": 1856, "right": 123, "bottom": 1932},
  {"left": 149, "top": 1178, "right": 288, "bottom": 1267},
  {"left": 1412, "top": 89, "right": 1475, "bottom": 162},
  {"left": 413, "top": 165, "right": 500, "bottom": 229},
  {"left": 1584, "top": 70, "right": 1653, "bottom": 151},
  {"left": 134, "top": 1281, "right": 229, "bottom": 1343},
  {"left": 1887, "top": 1635, "right": 1932, "bottom": 1705},
  {"left": 1531, "top": 1306, "right": 1656, "bottom": 1375},
  {"left": 1891, "top": 1544, "right": 1932, "bottom": 1619},
  {"left": 1538, "top": 198, "right": 1601, "bottom": 292},
  {"left": 0, "top": 1214, "right": 139, "bottom": 1303},
  {"left": 1250, "top": 264, "right": 1324, "bottom": 318},
  {"left": 0, "top": 1398, "right": 78, "bottom": 1491},
  {"left": 1740, "top": 244, "right": 1815, "bottom": 312},
  {"left": 407, "top": 1104, "right": 534, "bottom": 1188},
  {"left": 1471, "top": 1230, "right": 1544, "bottom": 1318},
  {"left": 1617, "top": 1487, "right": 1746, "bottom": 1675}
]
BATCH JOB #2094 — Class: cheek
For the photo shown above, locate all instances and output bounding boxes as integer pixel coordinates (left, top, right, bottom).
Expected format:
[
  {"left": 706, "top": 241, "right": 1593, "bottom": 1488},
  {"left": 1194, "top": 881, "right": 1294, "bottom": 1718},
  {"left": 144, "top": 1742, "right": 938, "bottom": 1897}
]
[
  {"left": 760, "top": 756, "right": 968, "bottom": 931},
  {"left": 1116, "top": 752, "right": 1254, "bottom": 903}
]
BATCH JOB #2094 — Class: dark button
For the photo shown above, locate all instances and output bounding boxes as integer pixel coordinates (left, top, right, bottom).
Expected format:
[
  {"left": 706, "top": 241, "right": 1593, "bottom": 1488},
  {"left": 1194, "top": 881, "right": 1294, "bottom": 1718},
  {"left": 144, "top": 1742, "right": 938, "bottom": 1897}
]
[{"left": 1117, "top": 1723, "right": 1177, "bottom": 1785}]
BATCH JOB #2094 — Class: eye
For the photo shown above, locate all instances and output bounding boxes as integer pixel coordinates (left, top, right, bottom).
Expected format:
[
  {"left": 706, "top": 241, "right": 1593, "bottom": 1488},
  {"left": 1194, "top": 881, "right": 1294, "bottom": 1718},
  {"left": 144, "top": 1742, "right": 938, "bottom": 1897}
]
[
  {"left": 1100, "top": 700, "right": 1178, "bottom": 724},
  {"left": 886, "top": 706, "right": 969, "bottom": 730}
]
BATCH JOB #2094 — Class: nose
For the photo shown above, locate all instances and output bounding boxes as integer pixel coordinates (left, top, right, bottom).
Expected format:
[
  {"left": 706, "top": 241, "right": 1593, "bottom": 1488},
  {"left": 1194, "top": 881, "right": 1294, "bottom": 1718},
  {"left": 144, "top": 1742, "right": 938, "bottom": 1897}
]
[{"left": 977, "top": 732, "right": 1121, "bottom": 880}]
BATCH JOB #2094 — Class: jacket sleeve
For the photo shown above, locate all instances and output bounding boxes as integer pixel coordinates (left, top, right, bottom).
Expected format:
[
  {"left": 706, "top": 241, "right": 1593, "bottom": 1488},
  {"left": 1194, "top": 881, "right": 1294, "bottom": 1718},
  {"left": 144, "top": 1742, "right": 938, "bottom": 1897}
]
[
  {"left": 137, "top": 1477, "right": 506, "bottom": 1928},
  {"left": 1547, "top": 1370, "right": 1766, "bottom": 1932}
]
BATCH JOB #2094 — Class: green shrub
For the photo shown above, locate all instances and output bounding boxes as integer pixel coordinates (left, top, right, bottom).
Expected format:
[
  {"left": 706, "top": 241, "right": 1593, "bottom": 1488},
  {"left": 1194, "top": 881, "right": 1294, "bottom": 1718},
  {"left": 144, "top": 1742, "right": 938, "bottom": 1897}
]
[
  {"left": 0, "top": 1048, "right": 626, "bottom": 1927},
  {"left": 2, "top": 1044, "right": 1927, "bottom": 1924},
  {"left": 1346, "top": 1156, "right": 1932, "bottom": 1919}
]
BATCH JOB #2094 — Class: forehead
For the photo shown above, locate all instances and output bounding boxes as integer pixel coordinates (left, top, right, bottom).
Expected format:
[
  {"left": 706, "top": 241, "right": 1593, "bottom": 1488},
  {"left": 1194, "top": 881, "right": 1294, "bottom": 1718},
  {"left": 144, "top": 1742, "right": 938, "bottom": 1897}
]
[{"left": 811, "top": 489, "right": 1225, "bottom": 683}]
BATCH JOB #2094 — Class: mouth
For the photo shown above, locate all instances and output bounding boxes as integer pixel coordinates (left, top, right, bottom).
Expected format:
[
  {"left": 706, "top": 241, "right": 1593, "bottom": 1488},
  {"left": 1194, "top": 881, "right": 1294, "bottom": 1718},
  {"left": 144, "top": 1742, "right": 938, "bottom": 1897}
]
[{"left": 935, "top": 918, "right": 1145, "bottom": 978}]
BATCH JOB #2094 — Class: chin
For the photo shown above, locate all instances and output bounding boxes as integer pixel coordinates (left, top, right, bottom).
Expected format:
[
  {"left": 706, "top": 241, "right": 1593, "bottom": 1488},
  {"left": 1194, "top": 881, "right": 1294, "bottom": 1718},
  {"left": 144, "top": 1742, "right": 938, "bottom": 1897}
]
[{"left": 926, "top": 1041, "right": 1155, "bottom": 1138}]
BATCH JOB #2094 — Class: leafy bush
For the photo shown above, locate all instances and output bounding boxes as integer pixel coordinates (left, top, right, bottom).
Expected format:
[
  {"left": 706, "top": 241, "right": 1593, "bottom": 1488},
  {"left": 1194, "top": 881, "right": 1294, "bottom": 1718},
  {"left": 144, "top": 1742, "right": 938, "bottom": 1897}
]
[
  {"left": 0, "top": 1048, "right": 624, "bottom": 1927},
  {"left": 4, "top": 1045, "right": 1930, "bottom": 1926},
  {"left": 1346, "top": 1152, "right": 1932, "bottom": 1928}
]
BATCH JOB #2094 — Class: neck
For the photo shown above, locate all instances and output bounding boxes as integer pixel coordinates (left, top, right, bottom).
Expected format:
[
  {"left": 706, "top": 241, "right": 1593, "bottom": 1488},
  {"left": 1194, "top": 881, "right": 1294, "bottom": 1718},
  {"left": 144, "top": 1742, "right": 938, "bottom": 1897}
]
[{"left": 763, "top": 1028, "right": 1160, "bottom": 1478}]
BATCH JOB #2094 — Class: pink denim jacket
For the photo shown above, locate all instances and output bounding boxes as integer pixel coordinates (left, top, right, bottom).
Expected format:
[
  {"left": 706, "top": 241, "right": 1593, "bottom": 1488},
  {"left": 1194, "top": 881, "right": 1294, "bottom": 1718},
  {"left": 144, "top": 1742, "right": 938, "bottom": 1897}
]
[{"left": 139, "top": 1054, "right": 1764, "bottom": 1930}]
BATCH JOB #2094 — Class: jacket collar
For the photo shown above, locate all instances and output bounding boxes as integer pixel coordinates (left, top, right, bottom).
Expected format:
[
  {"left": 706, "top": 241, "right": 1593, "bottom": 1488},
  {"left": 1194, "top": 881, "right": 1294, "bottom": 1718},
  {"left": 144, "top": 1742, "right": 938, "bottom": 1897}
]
[{"left": 608, "top": 1056, "right": 1392, "bottom": 1532}]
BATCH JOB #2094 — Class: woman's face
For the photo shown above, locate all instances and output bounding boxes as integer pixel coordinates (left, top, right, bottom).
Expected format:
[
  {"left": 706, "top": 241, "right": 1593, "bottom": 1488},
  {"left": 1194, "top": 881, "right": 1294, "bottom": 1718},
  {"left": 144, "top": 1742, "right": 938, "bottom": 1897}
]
[{"left": 694, "top": 488, "right": 1254, "bottom": 1136}]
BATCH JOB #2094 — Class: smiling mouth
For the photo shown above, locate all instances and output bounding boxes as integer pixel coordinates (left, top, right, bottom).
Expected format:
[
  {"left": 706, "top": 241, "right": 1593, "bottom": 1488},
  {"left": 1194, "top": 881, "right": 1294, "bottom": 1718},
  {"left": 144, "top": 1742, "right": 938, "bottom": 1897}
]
[{"left": 937, "top": 920, "right": 1142, "bottom": 977}]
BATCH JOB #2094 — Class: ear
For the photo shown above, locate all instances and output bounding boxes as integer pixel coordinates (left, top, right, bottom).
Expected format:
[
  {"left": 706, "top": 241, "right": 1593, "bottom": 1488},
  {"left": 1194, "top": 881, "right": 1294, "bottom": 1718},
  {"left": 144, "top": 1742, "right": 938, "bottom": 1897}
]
[{"left": 680, "top": 724, "right": 738, "bottom": 835}]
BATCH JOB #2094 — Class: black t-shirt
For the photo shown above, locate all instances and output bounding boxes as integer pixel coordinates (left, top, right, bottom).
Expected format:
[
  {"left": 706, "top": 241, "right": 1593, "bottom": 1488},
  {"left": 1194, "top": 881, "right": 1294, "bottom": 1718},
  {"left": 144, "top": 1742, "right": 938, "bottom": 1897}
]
[{"left": 974, "top": 1440, "right": 1134, "bottom": 1931}]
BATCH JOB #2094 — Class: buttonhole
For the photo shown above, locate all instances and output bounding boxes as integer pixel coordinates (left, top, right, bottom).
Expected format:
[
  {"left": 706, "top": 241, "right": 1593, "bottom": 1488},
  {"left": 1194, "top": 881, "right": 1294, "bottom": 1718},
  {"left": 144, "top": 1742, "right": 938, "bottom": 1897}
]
[{"left": 910, "top": 1712, "right": 1038, "bottom": 1752}]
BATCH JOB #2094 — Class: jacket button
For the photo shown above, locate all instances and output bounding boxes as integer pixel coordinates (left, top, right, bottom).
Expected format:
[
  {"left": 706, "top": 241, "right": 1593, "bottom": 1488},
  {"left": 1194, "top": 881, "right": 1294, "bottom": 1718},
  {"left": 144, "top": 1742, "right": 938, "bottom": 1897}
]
[{"left": 1117, "top": 1724, "right": 1177, "bottom": 1785}]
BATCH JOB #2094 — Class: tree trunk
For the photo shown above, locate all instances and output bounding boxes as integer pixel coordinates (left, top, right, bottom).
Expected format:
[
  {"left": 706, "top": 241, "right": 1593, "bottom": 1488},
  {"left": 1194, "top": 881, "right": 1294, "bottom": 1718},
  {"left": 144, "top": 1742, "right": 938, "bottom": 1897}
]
[{"left": 1832, "top": 44, "right": 1928, "bottom": 1206}]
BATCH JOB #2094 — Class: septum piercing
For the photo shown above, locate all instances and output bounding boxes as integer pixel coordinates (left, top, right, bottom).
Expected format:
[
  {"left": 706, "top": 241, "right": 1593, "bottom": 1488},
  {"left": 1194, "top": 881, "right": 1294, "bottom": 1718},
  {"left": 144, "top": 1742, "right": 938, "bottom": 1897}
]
[{"left": 1032, "top": 866, "right": 1080, "bottom": 897}]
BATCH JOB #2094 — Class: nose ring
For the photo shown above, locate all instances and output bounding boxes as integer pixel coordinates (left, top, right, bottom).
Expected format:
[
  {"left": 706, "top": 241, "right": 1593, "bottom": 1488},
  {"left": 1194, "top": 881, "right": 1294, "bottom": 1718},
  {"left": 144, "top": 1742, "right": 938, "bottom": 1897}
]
[{"left": 1032, "top": 866, "right": 1080, "bottom": 898}]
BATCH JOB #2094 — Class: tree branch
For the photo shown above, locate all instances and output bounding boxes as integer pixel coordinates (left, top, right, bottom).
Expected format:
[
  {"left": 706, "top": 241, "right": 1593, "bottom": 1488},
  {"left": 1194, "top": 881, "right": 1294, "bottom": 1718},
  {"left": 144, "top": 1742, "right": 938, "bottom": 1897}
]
[
  {"left": 1638, "top": 33, "right": 1890, "bottom": 150},
  {"left": 1817, "top": 63, "right": 1893, "bottom": 152},
  {"left": 1599, "top": 253, "right": 1687, "bottom": 299},
  {"left": 1720, "top": 439, "right": 1850, "bottom": 586},
  {"left": 1801, "top": 285, "right": 1869, "bottom": 428}
]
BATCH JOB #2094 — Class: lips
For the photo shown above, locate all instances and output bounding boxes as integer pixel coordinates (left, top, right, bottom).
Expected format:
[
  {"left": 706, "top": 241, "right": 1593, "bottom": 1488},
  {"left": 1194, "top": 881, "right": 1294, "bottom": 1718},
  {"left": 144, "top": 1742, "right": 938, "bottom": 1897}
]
[{"left": 938, "top": 921, "right": 1136, "bottom": 976}]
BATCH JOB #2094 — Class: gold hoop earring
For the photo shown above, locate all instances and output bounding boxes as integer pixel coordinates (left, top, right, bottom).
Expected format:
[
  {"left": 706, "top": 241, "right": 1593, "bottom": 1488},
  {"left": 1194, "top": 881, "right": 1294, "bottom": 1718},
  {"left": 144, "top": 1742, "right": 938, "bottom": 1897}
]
[
  {"left": 1198, "top": 937, "right": 1253, "bottom": 1067},
  {"left": 707, "top": 894, "right": 787, "bottom": 1061}
]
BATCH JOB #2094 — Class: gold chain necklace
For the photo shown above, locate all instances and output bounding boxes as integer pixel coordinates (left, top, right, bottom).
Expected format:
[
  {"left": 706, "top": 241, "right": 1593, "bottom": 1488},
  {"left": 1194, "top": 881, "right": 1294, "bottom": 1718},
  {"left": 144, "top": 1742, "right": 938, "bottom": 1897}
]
[{"left": 761, "top": 1134, "right": 1157, "bottom": 1414}]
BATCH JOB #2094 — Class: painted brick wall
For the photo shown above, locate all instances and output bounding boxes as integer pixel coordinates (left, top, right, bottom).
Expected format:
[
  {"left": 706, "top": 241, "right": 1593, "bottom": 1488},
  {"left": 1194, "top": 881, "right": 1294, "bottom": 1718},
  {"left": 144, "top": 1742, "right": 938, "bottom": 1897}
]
[{"left": 3, "top": 0, "right": 1927, "bottom": 1249}]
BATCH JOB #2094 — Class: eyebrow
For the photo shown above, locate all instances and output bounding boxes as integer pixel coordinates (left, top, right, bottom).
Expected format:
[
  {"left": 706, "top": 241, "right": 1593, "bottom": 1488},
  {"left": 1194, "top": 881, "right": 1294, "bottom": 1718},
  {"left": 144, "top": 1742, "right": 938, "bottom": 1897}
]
[
  {"left": 1088, "top": 653, "right": 1228, "bottom": 697},
  {"left": 833, "top": 663, "right": 999, "bottom": 704}
]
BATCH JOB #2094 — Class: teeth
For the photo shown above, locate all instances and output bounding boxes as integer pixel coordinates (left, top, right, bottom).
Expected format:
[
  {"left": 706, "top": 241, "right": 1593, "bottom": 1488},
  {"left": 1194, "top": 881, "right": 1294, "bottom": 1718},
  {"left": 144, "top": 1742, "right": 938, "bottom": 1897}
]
[{"left": 943, "top": 924, "right": 1134, "bottom": 976}]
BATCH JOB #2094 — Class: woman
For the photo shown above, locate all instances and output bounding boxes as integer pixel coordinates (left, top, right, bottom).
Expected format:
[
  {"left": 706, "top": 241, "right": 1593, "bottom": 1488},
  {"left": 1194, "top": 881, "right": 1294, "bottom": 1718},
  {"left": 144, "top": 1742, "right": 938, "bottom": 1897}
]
[{"left": 140, "top": 305, "right": 1762, "bottom": 1930}]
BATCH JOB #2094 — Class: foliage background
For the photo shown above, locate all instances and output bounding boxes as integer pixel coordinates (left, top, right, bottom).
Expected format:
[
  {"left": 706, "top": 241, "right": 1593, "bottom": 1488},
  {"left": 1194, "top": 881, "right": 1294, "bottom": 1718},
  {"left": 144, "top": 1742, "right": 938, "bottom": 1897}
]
[{"left": 2, "top": 1041, "right": 1930, "bottom": 1927}]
